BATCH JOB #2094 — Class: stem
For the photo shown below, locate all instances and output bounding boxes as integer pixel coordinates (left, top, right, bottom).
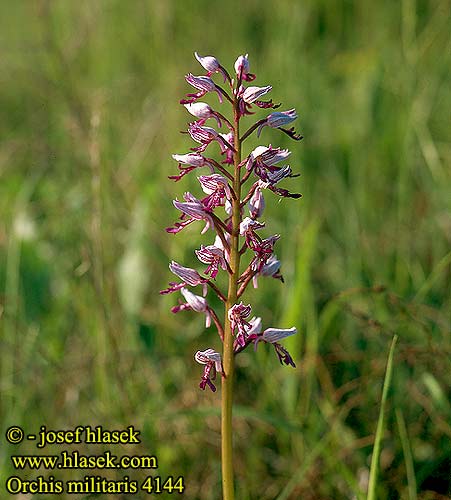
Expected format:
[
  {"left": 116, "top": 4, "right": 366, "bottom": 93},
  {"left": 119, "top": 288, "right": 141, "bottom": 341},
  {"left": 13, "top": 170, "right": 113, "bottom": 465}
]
[
  {"left": 221, "top": 94, "right": 242, "bottom": 500},
  {"left": 240, "top": 119, "right": 265, "bottom": 142},
  {"left": 208, "top": 158, "right": 234, "bottom": 181}
]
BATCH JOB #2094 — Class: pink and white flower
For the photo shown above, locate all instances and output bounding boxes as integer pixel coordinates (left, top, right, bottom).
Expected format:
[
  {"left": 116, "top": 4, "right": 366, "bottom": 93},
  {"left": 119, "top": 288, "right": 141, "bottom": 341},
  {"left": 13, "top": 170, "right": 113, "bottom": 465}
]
[
  {"left": 194, "top": 348, "right": 223, "bottom": 392},
  {"left": 167, "top": 192, "right": 215, "bottom": 234},
  {"left": 228, "top": 302, "right": 252, "bottom": 347},
  {"left": 246, "top": 145, "right": 291, "bottom": 171},
  {"left": 195, "top": 244, "right": 227, "bottom": 278},
  {"left": 181, "top": 74, "right": 223, "bottom": 104},
  {"left": 198, "top": 174, "right": 231, "bottom": 210}
]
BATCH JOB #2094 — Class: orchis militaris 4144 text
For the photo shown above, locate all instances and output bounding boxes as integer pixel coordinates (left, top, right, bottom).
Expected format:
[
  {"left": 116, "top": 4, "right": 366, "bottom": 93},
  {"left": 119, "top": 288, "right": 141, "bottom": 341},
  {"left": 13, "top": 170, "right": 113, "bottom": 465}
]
[{"left": 161, "top": 52, "right": 302, "bottom": 500}]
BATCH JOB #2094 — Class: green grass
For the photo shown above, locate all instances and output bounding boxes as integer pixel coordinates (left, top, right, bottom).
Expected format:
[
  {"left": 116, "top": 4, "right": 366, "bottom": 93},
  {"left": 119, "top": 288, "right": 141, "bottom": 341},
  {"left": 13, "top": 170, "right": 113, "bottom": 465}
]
[{"left": 1, "top": 1, "right": 450, "bottom": 498}]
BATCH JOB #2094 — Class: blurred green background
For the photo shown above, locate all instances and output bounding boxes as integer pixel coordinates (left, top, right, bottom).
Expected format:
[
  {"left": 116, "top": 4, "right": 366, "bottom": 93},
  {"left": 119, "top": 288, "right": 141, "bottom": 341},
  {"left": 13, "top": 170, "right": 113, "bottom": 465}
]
[{"left": 1, "top": 0, "right": 450, "bottom": 499}]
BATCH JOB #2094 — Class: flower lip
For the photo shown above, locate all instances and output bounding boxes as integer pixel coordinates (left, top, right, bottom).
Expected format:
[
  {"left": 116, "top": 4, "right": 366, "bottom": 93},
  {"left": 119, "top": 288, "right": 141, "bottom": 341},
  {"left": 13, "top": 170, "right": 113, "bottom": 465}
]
[
  {"left": 198, "top": 174, "right": 231, "bottom": 196},
  {"left": 195, "top": 244, "right": 227, "bottom": 278},
  {"left": 194, "top": 348, "right": 223, "bottom": 392}
]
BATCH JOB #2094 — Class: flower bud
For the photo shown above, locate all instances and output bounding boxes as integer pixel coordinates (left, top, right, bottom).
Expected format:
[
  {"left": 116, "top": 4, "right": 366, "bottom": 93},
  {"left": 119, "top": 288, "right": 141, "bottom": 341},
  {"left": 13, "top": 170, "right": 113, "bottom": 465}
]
[
  {"left": 234, "top": 54, "right": 250, "bottom": 75},
  {"left": 194, "top": 52, "right": 221, "bottom": 73},
  {"left": 184, "top": 102, "right": 213, "bottom": 119}
]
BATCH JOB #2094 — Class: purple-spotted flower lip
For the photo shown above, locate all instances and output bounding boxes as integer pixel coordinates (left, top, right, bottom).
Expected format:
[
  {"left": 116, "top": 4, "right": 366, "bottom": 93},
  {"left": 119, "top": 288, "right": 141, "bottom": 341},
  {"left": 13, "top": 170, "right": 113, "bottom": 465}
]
[
  {"left": 195, "top": 244, "right": 227, "bottom": 278},
  {"left": 274, "top": 343, "right": 296, "bottom": 367},
  {"left": 228, "top": 302, "right": 252, "bottom": 320},
  {"left": 197, "top": 174, "right": 232, "bottom": 210},
  {"left": 188, "top": 122, "right": 235, "bottom": 154},
  {"left": 198, "top": 174, "right": 231, "bottom": 197},
  {"left": 228, "top": 302, "right": 252, "bottom": 347},
  {"left": 249, "top": 234, "right": 280, "bottom": 272}
]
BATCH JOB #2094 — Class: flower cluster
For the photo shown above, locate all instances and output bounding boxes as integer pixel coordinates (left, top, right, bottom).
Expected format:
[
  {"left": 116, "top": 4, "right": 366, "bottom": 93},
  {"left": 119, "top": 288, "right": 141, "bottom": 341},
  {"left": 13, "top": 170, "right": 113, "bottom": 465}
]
[{"left": 162, "top": 52, "right": 302, "bottom": 392}]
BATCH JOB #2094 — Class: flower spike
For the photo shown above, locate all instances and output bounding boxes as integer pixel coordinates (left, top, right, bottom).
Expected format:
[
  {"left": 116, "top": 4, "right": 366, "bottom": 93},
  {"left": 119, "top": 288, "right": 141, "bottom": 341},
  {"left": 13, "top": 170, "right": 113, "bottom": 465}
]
[{"left": 164, "top": 53, "right": 302, "bottom": 403}]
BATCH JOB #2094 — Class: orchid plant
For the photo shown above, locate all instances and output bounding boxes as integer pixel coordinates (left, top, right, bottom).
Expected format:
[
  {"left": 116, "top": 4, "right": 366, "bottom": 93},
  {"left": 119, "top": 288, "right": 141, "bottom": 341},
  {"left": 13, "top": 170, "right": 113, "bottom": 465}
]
[{"left": 161, "top": 52, "right": 302, "bottom": 500}]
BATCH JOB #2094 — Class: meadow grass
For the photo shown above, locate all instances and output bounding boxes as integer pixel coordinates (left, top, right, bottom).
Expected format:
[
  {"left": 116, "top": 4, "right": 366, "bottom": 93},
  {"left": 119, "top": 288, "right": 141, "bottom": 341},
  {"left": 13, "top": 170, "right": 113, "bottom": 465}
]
[{"left": 1, "top": 1, "right": 450, "bottom": 498}]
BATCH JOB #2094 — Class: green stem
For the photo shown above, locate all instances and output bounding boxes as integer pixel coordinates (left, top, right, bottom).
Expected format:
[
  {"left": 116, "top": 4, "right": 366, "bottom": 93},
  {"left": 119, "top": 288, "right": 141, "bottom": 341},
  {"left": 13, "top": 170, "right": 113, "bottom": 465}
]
[{"left": 221, "top": 98, "right": 241, "bottom": 500}]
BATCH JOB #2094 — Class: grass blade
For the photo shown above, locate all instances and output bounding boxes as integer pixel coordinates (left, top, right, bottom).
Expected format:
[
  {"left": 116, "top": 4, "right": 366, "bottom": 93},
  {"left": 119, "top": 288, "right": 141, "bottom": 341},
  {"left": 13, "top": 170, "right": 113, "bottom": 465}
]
[{"left": 367, "top": 334, "right": 398, "bottom": 500}]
